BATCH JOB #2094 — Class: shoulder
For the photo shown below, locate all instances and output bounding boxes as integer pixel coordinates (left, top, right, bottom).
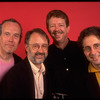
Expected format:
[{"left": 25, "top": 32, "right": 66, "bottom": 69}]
[
  {"left": 13, "top": 57, "right": 31, "bottom": 72},
  {"left": 48, "top": 44, "right": 56, "bottom": 52},
  {"left": 13, "top": 57, "right": 29, "bottom": 68},
  {"left": 5, "top": 57, "right": 30, "bottom": 77},
  {"left": 67, "top": 40, "right": 81, "bottom": 50},
  {"left": 68, "top": 40, "right": 78, "bottom": 47},
  {"left": 13, "top": 53, "right": 23, "bottom": 64}
]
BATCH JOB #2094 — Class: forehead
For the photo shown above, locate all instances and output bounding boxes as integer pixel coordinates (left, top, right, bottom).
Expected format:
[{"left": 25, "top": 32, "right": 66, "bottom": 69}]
[
  {"left": 1, "top": 21, "right": 21, "bottom": 35},
  {"left": 29, "top": 32, "right": 48, "bottom": 44},
  {"left": 2, "top": 21, "right": 20, "bottom": 30},
  {"left": 83, "top": 35, "right": 100, "bottom": 46},
  {"left": 49, "top": 17, "right": 65, "bottom": 23}
]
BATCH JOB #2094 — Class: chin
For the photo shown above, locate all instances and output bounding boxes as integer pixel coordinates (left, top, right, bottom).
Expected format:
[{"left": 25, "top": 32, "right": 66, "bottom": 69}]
[
  {"left": 7, "top": 52, "right": 13, "bottom": 54},
  {"left": 92, "top": 61, "right": 100, "bottom": 65},
  {"left": 36, "top": 60, "right": 43, "bottom": 64}
]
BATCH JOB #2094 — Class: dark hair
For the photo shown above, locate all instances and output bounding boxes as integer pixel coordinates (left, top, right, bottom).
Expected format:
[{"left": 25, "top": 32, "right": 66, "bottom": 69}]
[
  {"left": 0, "top": 18, "right": 22, "bottom": 43},
  {"left": 46, "top": 10, "right": 69, "bottom": 30},
  {"left": 78, "top": 26, "right": 100, "bottom": 50},
  {"left": 25, "top": 28, "right": 49, "bottom": 45}
]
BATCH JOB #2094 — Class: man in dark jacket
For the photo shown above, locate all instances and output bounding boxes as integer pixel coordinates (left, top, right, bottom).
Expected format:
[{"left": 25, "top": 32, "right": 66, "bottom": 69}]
[{"left": 78, "top": 26, "right": 100, "bottom": 98}]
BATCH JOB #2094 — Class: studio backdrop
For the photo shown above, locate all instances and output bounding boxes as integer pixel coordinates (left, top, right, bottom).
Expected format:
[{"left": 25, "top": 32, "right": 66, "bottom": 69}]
[{"left": 0, "top": 2, "right": 100, "bottom": 59}]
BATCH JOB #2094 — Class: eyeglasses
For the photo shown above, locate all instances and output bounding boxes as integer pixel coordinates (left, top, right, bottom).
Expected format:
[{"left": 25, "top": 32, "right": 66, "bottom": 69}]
[
  {"left": 83, "top": 43, "right": 100, "bottom": 52},
  {"left": 28, "top": 43, "right": 48, "bottom": 51}
]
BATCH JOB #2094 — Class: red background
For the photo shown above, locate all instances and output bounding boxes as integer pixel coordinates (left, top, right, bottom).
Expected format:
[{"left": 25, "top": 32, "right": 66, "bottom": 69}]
[{"left": 0, "top": 2, "right": 100, "bottom": 59}]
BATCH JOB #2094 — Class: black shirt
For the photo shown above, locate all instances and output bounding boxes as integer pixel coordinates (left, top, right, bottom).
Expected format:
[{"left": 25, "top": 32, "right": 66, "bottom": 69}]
[{"left": 44, "top": 39, "right": 88, "bottom": 98}]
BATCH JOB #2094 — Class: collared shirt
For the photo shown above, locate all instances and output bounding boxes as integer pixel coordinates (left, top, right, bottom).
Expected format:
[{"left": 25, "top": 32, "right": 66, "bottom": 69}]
[
  {"left": 29, "top": 59, "right": 45, "bottom": 99},
  {"left": 44, "top": 39, "right": 87, "bottom": 95},
  {"left": 88, "top": 63, "right": 100, "bottom": 87}
]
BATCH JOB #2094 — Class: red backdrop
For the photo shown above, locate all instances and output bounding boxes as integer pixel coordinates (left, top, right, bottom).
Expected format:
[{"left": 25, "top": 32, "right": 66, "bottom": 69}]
[{"left": 0, "top": 2, "right": 100, "bottom": 59}]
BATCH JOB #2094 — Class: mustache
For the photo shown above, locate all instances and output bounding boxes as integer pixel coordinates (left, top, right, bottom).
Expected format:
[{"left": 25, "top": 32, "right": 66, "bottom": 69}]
[
  {"left": 53, "top": 30, "right": 64, "bottom": 35},
  {"left": 35, "top": 52, "right": 45, "bottom": 56},
  {"left": 90, "top": 53, "right": 100, "bottom": 58}
]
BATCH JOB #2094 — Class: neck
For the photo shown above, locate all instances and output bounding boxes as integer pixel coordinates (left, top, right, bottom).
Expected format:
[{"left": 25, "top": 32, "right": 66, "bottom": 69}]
[
  {"left": 92, "top": 63, "right": 100, "bottom": 70},
  {"left": 0, "top": 53, "right": 13, "bottom": 62},
  {"left": 54, "top": 38, "right": 69, "bottom": 50},
  {"left": 36, "top": 64, "right": 42, "bottom": 70}
]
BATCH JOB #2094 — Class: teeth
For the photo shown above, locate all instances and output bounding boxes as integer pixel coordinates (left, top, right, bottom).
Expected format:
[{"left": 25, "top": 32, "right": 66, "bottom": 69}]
[
  {"left": 91, "top": 57, "right": 99, "bottom": 60},
  {"left": 90, "top": 54, "right": 100, "bottom": 59},
  {"left": 55, "top": 33, "right": 60, "bottom": 35},
  {"left": 56, "top": 34, "right": 60, "bottom": 35}
]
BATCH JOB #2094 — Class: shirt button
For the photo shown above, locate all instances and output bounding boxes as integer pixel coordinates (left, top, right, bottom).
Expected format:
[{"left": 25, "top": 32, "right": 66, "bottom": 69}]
[
  {"left": 66, "top": 68, "right": 69, "bottom": 71},
  {"left": 64, "top": 58, "right": 66, "bottom": 60}
]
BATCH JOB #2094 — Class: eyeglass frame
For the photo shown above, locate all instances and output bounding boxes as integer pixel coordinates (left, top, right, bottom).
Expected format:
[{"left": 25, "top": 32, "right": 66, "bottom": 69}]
[
  {"left": 28, "top": 43, "right": 49, "bottom": 51},
  {"left": 83, "top": 43, "right": 100, "bottom": 53}
]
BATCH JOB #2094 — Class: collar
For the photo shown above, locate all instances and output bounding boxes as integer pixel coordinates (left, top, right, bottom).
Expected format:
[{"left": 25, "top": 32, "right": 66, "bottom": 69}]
[
  {"left": 52, "top": 38, "right": 70, "bottom": 50},
  {"left": 88, "top": 63, "right": 100, "bottom": 73},
  {"left": 28, "top": 59, "right": 45, "bottom": 75}
]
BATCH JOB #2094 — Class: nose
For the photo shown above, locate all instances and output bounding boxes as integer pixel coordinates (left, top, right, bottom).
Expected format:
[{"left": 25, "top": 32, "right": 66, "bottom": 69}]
[
  {"left": 37, "top": 46, "right": 44, "bottom": 53},
  {"left": 9, "top": 35, "right": 14, "bottom": 41},
  {"left": 90, "top": 48, "right": 97, "bottom": 55},
  {"left": 55, "top": 25, "right": 59, "bottom": 31}
]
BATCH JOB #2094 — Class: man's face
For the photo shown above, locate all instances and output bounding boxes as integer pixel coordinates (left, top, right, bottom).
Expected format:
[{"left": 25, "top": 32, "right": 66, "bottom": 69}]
[
  {"left": 48, "top": 17, "right": 70, "bottom": 43},
  {"left": 0, "top": 21, "right": 21, "bottom": 55},
  {"left": 25, "top": 33, "right": 48, "bottom": 65},
  {"left": 83, "top": 35, "right": 100, "bottom": 68}
]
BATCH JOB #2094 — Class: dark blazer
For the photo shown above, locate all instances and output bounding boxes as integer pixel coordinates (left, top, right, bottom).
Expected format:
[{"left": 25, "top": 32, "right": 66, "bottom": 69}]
[
  {"left": 85, "top": 73, "right": 100, "bottom": 98},
  {"left": 13, "top": 53, "right": 22, "bottom": 64},
  {"left": 0, "top": 57, "right": 51, "bottom": 99}
]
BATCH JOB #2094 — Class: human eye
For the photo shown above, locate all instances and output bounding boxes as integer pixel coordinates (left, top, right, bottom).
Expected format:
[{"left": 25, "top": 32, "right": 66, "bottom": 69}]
[
  {"left": 94, "top": 43, "right": 100, "bottom": 49},
  {"left": 50, "top": 26, "right": 54, "bottom": 28},
  {"left": 59, "top": 24, "right": 64, "bottom": 27},
  {"left": 50, "top": 24, "right": 55, "bottom": 28},
  {"left": 42, "top": 44, "right": 48, "bottom": 50},
  {"left": 83, "top": 46, "right": 91, "bottom": 52},
  {"left": 4, "top": 32, "right": 10, "bottom": 36},
  {"left": 32, "top": 44, "right": 39, "bottom": 50},
  {"left": 59, "top": 23, "right": 65, "bottom": 27},
  {"left": 13, "top": 33, "right": 20, "bottom": 38}
]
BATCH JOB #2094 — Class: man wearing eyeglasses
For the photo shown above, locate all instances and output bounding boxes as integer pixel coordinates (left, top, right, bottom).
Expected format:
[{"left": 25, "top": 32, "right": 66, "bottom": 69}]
[
  {"left": 78, "top": 26, "right": 100, "bottom": 98},
  {"left": 0, "top": 28, "right": 51, "bottom": 99}
]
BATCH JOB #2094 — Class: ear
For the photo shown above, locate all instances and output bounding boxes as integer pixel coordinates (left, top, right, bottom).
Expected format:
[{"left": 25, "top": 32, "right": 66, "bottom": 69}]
[
  {"left": 25, "top": 44, "right": 28, "bottom": 52},
  {"left": 47, "top": 26, "right": 50, "bottom": 34},
  {"left": 67, "top": 26, "right": 70, "bottom": 33}
]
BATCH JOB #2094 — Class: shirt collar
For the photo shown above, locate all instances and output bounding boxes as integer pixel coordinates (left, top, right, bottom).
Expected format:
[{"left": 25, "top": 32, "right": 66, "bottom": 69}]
[
  {"left": 28, "top": 59, "right": 45, "bottom": 75},
  {"left": 88, "top": 63, "right": 100, "bottom": 73}
]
